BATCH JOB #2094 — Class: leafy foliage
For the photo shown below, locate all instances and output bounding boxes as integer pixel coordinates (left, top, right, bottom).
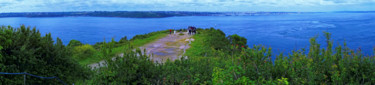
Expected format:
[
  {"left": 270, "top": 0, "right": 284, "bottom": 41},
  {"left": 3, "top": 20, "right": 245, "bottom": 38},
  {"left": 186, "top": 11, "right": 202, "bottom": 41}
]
[
  {"left": 202, "top": 28, "right": 229, "bottom": 50},
  {"left": 0, "top": 25, "right": 90, "bottom": 84},
  {"left": 71, "top": 44, "right": 96, "bottom": 61},
  {"left": 67, "top": 39, "right": 83, "bottom": 47},
  {"left": 118, "top": 36, "right": 128, "bottom": 44},
  {"left": 227, "top": 34, "right": 247, "bottom": 48},
  {"left": 2, "top": 26, "right": 374, "bottom": 84}
]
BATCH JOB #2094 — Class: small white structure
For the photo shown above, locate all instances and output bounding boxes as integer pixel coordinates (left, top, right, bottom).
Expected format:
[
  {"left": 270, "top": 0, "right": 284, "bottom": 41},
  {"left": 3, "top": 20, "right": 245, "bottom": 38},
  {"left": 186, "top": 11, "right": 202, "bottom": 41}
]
[{"left": 185, "top": 38, "right": 195, "bottom": 44}]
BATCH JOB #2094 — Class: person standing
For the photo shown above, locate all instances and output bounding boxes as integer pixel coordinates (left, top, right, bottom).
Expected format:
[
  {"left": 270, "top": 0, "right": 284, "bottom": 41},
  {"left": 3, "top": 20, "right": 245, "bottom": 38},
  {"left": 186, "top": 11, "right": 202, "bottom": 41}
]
[
  {"left": 188, "top": 27, "right": 191, "bottom": 35},
  {"left": 169, "top": 29, "right": 172, "bottom": 35}
]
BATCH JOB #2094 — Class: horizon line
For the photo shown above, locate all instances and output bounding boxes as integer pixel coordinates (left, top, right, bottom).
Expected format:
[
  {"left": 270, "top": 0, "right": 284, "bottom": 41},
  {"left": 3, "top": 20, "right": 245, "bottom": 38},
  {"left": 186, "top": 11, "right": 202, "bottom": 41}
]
[{"left": 1, "top": 10, "right": 375, "bottom": 13}]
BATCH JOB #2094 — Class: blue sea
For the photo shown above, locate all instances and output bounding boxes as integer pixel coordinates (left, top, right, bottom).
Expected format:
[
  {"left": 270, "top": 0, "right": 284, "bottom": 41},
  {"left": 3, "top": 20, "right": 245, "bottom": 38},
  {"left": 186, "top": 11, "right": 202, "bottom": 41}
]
[{"left": 1, "top": 13, "right": 374, "bottom": 55}]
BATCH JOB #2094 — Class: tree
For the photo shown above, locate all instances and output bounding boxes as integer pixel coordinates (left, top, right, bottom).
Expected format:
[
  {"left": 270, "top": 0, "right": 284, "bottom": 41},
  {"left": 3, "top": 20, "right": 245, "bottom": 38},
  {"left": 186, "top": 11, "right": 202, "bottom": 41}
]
[
  {"left": 68, "top": 39, "right": 83, "bottom": 47},
  {"left": 204, "top": 28, "right": 229, "bottom": 50},
  {"left": 119, "top": 36, "right": 128, "bottom": 43},
  {"left": 0, "top": 25, "right": 90, "bottom": 84},
  {"left": 227, "top": 34, "right": 247, "bottom": 48}
]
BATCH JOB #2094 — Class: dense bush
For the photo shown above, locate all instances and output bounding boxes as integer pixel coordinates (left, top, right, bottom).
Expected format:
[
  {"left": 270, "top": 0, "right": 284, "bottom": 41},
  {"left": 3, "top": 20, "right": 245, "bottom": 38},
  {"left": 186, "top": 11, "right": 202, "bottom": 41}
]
[
  {"left": 201, "top": 29, "right": 375, "bottom": 84},
  {"left": 67, "top": 39, "right": 83, "bottom": 47},
  {"left": 0, "top": 25, "right": 90, "bottom": 84},
  {"left": 86, "top": 49, "right": 214, "bottom": 84},
  {"left": 91, "top": 48, "right": 158, "bottom": 84},
  {"left": 118, "top": 36, "right": 128, "bottom": 44},
  {"left": 72, "top": 44, "right": 96, "bottom": 61},
  {"left": 227, "top": 34, "right": 247, "bottom": 48},
  {"left": 201, "top": 28, "right": 229, "bottom": 50}
]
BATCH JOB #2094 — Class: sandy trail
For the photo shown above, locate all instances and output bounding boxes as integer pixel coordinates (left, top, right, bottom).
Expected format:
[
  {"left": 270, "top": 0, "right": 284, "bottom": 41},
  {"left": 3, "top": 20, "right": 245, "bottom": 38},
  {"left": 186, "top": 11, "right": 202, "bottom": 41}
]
[
  {"left": 89, "top": 31, "right": 193, "bottom": 69},
  {"left": 139, "top": 32, "right": 192, "bottom": 63}
]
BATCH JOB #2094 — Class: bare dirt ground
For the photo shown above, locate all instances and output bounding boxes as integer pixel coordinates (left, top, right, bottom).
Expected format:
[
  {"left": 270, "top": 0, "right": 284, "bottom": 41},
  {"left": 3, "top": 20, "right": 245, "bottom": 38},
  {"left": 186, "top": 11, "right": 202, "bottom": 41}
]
[
  {"left": 89, "top": 31, "right": 193, "bottom": 69},
  {"left": 140, "top": 32, "right": 192, "bottom": 63}
]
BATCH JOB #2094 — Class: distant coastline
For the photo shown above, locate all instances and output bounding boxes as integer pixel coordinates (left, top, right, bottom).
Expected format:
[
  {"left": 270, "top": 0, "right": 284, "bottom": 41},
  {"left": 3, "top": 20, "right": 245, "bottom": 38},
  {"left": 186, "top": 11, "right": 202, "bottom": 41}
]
[
  {"left": 1, "top": 11, "right": 373, "bottom": 18},
  {"left": 0, "top": 11, "right": 315, "bottom": 18}
]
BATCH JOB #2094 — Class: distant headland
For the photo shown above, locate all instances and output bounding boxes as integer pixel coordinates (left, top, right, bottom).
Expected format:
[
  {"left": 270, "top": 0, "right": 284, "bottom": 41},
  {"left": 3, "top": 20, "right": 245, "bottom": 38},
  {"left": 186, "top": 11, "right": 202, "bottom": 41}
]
[
  {"left": 0, "top": 11, "right": 307, "bottom": 18},
  {"left": 0, "top": 11, "right": 374, "bottom": 18}
]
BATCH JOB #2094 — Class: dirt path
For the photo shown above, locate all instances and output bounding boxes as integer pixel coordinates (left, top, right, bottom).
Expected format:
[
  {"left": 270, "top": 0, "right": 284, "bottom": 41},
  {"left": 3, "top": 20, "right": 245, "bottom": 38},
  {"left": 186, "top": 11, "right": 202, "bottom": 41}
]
[
  {"left": 140, "top": 32, "right": 192, "bottom": 63},
  {"left": 89, "top": 31, "right": 193, "bottom": 69}
]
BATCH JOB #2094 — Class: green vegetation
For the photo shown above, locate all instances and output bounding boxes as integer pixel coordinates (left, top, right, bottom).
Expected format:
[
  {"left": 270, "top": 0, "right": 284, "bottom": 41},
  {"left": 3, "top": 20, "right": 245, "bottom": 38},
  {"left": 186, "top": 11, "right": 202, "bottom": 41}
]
[
  {"left": 1, "top": 25, "right": 375, "bottom": 84},
  {"left": 71, "top": 44, "right": 97, "bottom": 61},
  {"left": 71, "top": 30, "right": 168, "bottom": 65},
  {"left": 130, "top": 30, "right": 168, "bottom": 47},
  {"left": 67, "top": 39, "right": 83, "bottom": 47},
  {"left": 0, "top": 25, "right": 90, "bottom": 84},
  {"left": 179, "top": 33, "right": 184, "bottom": 36},
  {"left": 184, "top": 28, "right": 375, "bottom": 84},
  {"left": 84, "top": 28, "right": 375, "bottom": 84}
]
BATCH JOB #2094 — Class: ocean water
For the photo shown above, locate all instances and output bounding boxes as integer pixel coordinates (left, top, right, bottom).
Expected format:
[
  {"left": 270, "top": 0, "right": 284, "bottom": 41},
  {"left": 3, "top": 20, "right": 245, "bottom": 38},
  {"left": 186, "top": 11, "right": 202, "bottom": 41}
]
[{"left": 1, "top": 13, "right": 374, "bottom": 55}]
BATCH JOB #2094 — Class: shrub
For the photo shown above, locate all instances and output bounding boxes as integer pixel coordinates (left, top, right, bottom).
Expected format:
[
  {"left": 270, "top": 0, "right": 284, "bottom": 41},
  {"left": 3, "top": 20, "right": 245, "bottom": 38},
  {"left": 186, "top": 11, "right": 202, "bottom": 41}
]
[
  {"left": 119, "top": 36, "right": 128, "bottom": 43},
  {"left": 201, "top": 28, "right": 229, "bottom": 50},
  {"left": 227, "top": 34, "right": 247, "bottom": 48},
  {"left": 72, "top": 44, "right": 96, "bottom": 60},
  {"left": 0, "top": 25, "right": 90, "bottom": 84},
  {"left": 68, "top": 39, "right": 83, "bottom": 47}
]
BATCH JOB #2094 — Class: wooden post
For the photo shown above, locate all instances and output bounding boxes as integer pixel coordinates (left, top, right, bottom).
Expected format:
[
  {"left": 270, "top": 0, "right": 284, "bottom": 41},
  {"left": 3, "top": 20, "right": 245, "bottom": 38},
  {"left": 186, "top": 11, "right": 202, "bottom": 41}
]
[{"left": 24, "top": 73, "right": 26, "bottom": 85}]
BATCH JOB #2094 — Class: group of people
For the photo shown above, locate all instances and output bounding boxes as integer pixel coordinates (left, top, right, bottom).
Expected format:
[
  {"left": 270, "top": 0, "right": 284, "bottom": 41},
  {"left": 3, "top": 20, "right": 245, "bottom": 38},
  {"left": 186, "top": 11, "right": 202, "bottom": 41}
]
[
  {"left": 188, "top": 26, "right": 196, "bottom": 35},
  {"left": 169, "top": 26, "right": 197, "bottom": 35}
]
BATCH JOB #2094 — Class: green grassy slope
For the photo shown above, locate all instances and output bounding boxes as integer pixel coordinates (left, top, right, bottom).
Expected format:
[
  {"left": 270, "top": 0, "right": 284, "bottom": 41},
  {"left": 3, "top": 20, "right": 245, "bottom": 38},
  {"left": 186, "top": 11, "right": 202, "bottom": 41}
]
[{"left": 73, "top": 30, "right": 168, "bottom": 65}]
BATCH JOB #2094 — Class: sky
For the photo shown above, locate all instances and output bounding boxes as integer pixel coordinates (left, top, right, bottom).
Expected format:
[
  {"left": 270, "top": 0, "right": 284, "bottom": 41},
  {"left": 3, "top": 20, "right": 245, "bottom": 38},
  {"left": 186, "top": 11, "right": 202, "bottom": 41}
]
[{"left": 0, "top": 0, "right": 374, "bottom": 12}]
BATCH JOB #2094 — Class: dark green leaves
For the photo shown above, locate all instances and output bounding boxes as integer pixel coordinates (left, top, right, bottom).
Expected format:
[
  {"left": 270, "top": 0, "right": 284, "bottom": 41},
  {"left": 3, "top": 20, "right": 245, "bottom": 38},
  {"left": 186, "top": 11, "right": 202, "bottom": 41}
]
[
  {"left": 0, "top": 25, "right": 89, "bottom": 84},
  {"left": 67, "top": 40, "right": 83, "bottom": 47}
]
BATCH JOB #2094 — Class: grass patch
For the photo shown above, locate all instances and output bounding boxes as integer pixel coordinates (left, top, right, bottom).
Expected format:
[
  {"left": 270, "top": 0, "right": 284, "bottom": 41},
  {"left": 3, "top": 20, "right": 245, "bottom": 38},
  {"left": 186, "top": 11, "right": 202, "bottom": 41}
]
[
  {"left": 76, "top": 52, "right": 103, "bottom": 65},
  {"left": 131, "top": 33, "right": 168, "bottom": 47},
  {"left": 184, "top": 34, "right": 206, "bottom": 57},
  {"left": 77, "top": 31, "right": 168, "bottom": 65},
  {"left": 184, "top": 30, "right": 216, "bottom": 58},
  {"left": 179, "top": 33, "right": 184, "bottom": 36}
]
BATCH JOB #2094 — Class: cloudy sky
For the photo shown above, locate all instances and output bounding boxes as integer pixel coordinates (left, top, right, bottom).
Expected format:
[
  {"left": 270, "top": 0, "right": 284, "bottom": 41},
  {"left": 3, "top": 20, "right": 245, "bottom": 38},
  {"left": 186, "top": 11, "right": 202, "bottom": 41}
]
[{"left": 0, "top": 0, "right": 374, "bottom": 12}]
